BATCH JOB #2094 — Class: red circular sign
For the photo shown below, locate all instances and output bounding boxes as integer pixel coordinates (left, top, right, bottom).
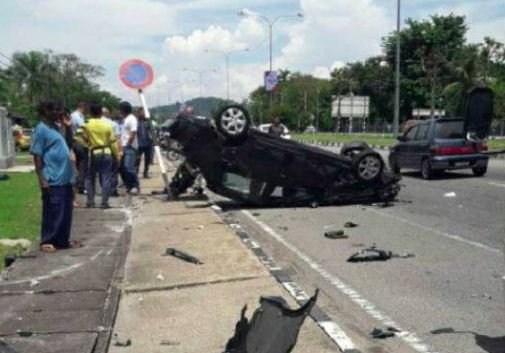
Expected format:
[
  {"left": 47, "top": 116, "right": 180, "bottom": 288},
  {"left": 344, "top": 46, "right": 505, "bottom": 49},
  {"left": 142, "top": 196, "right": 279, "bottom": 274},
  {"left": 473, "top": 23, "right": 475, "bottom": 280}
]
[{"left": 119, "top": 59, "right": 154, "bottom": 90}]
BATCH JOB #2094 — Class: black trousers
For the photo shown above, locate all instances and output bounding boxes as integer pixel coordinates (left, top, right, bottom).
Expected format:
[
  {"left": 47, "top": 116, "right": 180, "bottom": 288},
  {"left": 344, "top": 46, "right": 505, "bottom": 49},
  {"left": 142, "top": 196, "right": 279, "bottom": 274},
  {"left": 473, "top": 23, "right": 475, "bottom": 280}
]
[
  {"left": 41, "top": 185, "right": 74, "bottom": 248},
  {"left": 137, "top": 144, "right": 153, "bottom": 176}
]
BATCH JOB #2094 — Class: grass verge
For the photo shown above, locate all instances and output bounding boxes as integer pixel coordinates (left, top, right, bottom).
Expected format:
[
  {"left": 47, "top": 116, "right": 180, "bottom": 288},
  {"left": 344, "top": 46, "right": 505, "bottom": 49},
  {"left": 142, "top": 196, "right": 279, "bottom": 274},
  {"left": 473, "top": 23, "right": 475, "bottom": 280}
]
[
  {"left": 0, "top": 172, "right": 41, "bottom": 272},
  {"left": 293, "top": 133, "right": 505, "bottom": 151}
]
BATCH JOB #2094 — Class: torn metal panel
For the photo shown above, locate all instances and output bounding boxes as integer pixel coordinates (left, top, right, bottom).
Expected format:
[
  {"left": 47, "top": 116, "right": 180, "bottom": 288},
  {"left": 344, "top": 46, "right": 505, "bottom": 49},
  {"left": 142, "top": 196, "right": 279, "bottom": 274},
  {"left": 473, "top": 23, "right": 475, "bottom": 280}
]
[
  {"left": 167, "top": 106, "right": 401, "bottom": 207},
  {"left": 224, "top": 291, "right": 318, "bottom": 353}
]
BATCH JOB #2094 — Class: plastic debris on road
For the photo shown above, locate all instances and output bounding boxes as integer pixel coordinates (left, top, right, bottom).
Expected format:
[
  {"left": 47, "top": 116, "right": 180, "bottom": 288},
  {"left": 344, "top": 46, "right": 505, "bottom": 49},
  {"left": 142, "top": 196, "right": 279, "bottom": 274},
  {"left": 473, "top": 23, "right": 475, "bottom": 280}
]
[
  {"left": 324, "top": 230, "right": 349, "bottom": 240},
  {"left": 164, "top": 248, "right": 204, "bottom": 265},
  {"left": 444, "top": 192, "right": 457, "bottom": 198},
  {"left": 224, "top": 291, "right": 318, "bottom": 353},
  {"left": 348, "top": 246, "right": 415, "bottom": 262},
  {"left": 371, "top": 327, "right": 398, "bottom": 339},
  {"left": 344, "top": 222, "right": 358, "bottom": 228}
]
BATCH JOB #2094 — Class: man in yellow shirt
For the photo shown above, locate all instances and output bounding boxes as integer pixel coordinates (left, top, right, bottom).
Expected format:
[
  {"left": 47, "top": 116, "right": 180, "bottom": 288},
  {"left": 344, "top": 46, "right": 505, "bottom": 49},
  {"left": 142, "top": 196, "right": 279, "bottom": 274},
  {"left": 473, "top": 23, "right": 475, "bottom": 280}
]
[{"left": 83, "top": 104, "right": 120, "bottom": 209}]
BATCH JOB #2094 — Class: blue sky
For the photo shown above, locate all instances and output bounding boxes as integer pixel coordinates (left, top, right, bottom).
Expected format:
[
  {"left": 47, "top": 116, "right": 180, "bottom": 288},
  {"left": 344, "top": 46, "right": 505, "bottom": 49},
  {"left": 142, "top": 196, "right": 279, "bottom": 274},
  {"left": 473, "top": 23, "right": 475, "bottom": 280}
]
[{"left": 0, "top": 0, "right": 503, "bottom": 104}]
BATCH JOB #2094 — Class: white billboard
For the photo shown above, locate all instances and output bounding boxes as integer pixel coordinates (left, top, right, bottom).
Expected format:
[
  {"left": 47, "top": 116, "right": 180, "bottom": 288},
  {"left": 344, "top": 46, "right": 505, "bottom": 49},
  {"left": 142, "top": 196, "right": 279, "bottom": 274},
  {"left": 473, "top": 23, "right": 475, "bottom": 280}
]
[{"left": 332, "top": 96, "right": 370, "bottom": 118}]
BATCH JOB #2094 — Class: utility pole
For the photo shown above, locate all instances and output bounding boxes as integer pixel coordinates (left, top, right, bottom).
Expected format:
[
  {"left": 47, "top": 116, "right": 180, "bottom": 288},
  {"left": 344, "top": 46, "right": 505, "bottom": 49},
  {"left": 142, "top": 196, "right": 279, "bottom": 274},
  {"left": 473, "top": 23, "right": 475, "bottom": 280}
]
[
  {"left": 182, "top": 68, "right": 216, "bottom": 98},
  {"left": 238, "top": 11, "right": 304, "bottom": 108},
  {"left": 393, "top": 0, "right": 401, "bottom": 136},
  {"left": 205, "top": 48, "right": 249, "bottom": 102}
]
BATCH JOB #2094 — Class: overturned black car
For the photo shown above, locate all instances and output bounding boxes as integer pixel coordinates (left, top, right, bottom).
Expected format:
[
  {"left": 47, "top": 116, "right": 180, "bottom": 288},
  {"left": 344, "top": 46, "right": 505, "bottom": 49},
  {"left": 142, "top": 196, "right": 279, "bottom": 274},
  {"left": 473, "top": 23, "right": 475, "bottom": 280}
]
[{"left": 167, "top": 105, "right": 401, "bottom": 207}]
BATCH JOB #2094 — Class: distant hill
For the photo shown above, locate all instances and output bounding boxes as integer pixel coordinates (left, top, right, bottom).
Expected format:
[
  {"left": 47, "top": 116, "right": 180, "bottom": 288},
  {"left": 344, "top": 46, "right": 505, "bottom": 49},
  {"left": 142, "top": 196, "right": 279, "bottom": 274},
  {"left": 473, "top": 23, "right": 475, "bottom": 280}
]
[{"left": 152, "top": 97, "right": 230, "bottom": 122}]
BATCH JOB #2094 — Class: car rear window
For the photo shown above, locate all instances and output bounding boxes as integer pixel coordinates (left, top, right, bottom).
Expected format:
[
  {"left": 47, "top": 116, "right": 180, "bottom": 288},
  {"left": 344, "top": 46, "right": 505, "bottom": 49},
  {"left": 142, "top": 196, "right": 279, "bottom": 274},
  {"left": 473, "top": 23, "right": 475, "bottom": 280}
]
[{"left": 434, "top": 121, "right": 465, "bottom": 139}]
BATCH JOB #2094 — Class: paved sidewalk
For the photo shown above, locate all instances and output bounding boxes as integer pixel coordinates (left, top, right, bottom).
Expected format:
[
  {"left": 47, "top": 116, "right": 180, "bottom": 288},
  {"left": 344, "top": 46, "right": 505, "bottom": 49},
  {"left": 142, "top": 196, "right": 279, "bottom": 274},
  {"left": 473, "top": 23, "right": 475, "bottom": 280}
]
[
  {"left": 109, "top": 170, "right": 340, "bottom": 353},
  {"left": 0, "top": 195, "right": 131, "bottom": 353}
]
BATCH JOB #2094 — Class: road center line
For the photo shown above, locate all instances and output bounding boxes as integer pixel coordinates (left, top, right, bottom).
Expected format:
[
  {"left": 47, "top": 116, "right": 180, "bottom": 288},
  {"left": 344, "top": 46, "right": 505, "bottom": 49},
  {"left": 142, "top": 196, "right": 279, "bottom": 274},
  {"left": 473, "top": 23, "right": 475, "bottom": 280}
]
[
  {"left": 488, "top": 181, "right": 505, "bottom": 189},
  {"left": 242, "top": 210, "right": 440, "bottom": 353},
  {"left": 368, "top": 208, "right": 501, "bottom": 254}
]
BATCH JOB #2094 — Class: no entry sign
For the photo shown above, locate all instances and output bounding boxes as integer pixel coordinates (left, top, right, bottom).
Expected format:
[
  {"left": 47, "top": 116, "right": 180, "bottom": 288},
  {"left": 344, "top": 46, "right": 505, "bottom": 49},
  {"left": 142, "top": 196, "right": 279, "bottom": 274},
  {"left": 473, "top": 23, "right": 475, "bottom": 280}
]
[{"left": 119, "top": 59, "right": 154, "bottom": 90}]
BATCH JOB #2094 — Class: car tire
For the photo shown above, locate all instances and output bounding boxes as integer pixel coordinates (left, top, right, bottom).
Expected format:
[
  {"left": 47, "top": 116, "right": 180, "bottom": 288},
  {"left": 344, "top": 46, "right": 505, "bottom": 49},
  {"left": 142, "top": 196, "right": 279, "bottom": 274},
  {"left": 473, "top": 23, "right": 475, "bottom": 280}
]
[
  {"left": 421, "top": 159, "right": 433, "bottom": 180},
  {"left": 341, "top": 142, "right": 371, "bottom": 158},
  {"left": 215, "top": 105, "right": 251, "bottom": 144},
  {"left": 472, "top": 166, "right": 487, "bottom": 177},
  {"left": 352, "top": 151, "right": 384, "bottom": 182},
  {"left": 388, "top": 153, "right": 401, "bottom": 174}
]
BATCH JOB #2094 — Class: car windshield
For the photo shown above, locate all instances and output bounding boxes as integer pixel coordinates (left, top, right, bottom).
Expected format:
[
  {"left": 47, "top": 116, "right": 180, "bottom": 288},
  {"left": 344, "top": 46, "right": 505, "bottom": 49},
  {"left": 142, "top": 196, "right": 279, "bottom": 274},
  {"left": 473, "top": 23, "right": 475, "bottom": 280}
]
[{"left": 434, "top": 121, "right": 465, "bottom": 139}]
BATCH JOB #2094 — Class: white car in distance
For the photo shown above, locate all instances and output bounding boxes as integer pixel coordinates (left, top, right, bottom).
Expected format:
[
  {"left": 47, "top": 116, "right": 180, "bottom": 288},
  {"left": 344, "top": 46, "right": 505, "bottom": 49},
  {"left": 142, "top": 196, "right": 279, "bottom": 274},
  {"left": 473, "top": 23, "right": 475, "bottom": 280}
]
[{"left": 257, "top": 124, "right": 292, "bottom": 140}]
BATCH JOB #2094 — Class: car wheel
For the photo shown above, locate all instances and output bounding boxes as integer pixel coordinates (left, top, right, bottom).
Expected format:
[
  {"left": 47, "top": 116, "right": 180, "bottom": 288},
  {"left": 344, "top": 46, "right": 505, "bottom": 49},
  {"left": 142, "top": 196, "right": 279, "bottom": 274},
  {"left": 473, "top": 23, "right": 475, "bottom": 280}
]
[
  {"left": 388, "top": 153, "right": 401, "bottom": 174},
  {"left": 341, "top": 142, "right": 371, "bottom": 158},
  {"left": 472, "top": 166, "right": 487, "bottom": 177},
  {"left": 421, "top": 159, "right": 433, "bottom": 180},
  {"left": 215, "top": 105, "right": 251, "bottom": 144},
  {"left": 352, "top": 151, "right": 384, "bottom": 182}
]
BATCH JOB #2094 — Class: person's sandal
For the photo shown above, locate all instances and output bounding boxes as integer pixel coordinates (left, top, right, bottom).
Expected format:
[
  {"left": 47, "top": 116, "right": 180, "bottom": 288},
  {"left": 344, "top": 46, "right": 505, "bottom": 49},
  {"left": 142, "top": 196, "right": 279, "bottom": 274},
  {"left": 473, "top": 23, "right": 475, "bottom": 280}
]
[{"left": 40, "top": 244, "right": 57, "bottom": 253}]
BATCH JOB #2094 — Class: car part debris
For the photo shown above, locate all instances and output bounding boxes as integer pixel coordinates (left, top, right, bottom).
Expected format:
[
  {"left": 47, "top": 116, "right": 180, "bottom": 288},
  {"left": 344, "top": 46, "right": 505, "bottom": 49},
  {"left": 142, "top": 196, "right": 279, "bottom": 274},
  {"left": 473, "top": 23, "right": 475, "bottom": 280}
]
[
  {"left": 111, "top": 334, "right": 132, "bottom": 347},
  {"left": 371, "top": 327, "right": 397, "bottom": 339},
  {"left": 348, "top": 246, "right": 415, "bottom": 262},
  {"left": 344, "top": 222, "right": 358, "bottom": 228},
  {"left": 252, "top": 212, "right": 261, "bottom": 216},
  {"left": 164, "top": 248, "right": 204, "bottom": 265},
  {"left": 324, "top": 230, "right": 348, "bottom": 240},
  {"left": 224, "top": 291, "right": 318, "bottom": 353}
]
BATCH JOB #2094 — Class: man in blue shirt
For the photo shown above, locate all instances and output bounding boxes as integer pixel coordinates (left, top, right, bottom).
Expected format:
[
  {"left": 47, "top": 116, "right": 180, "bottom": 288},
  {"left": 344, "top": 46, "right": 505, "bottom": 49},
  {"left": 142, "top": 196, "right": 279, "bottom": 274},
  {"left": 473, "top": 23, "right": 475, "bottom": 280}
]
[{"left": 31, "top": 101, "right": 77, "bottom": 252}]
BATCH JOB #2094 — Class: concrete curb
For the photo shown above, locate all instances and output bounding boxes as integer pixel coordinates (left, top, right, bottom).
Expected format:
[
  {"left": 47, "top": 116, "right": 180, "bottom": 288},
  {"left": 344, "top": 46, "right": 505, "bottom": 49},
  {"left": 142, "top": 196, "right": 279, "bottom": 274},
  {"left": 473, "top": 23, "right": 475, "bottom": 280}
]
[
  {"left": 211, "top": 205, "right": 362, "bottom": 353},
  {"left": 296, "top": 140, "right": 505, "bottom": 160}
]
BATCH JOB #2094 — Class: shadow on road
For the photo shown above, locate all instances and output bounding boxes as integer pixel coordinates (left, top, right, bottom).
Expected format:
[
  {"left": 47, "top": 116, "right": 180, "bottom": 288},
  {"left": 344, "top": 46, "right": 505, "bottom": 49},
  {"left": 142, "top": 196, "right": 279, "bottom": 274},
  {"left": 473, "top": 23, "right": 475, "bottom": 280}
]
[
  {"left": 401, "top": 171, "right": 477, "bottom": 181},
  {"left": 431, "top": 328, "right": 505, "bottom": 353}
]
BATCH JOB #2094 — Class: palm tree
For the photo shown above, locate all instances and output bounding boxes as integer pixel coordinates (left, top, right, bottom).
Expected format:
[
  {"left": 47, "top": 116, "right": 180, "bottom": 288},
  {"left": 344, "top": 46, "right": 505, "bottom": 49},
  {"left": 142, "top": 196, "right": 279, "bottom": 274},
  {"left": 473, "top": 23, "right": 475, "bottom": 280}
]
[{"left": 444, "top": 45, "right": 480, "bottom": 116}]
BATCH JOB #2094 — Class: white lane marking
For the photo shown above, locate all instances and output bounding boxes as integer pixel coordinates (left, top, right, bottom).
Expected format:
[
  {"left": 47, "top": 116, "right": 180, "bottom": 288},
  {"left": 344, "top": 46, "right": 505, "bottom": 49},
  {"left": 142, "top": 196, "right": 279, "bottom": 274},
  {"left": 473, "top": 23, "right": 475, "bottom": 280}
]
[
  {"left": 368, "top": 208, "right": 501, "bottom": 255},
  {"left": 319, "top": 321, "right": 357, "bottom": 351},
  {"left": 282, "top": 282, "right": 357, "bottom": 351},
  {"left": 243, "top": 211, "right": 439, "bottom": 353},
  {"left": 282, "top": 282, "right": 311, "bottom": 301},
  {"left": 489, "top": 182, "right": 505, "bottom": 189}
]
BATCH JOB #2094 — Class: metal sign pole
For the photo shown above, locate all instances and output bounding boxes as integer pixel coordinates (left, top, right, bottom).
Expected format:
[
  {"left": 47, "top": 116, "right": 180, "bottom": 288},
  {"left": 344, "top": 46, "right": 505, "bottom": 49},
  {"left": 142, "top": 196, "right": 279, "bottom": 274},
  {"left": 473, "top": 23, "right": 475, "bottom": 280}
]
[{"left": 138, "top": 89, "right": 172, "bottom": 191}]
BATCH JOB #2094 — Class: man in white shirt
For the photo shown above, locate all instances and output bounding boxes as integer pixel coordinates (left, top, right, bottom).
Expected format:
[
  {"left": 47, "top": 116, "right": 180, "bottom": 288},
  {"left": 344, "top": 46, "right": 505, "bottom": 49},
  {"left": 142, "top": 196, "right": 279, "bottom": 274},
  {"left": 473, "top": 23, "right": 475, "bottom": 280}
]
[
  {"left": 118, "top": 102, "right": 140, "bottom": 194},
  {"left": 70, "top": 102, "right": 88, "bottom": 193},
  {"left": 102, "top": 107, "right": 122, "bottom": 196}
]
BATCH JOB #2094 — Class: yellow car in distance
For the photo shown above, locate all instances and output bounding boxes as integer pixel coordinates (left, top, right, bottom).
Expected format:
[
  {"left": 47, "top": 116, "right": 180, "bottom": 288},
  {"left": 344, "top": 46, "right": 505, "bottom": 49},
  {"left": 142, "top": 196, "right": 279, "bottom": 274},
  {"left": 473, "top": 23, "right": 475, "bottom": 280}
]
[{"left": 13, "top": 129, "right": 33, "bottom": 152}]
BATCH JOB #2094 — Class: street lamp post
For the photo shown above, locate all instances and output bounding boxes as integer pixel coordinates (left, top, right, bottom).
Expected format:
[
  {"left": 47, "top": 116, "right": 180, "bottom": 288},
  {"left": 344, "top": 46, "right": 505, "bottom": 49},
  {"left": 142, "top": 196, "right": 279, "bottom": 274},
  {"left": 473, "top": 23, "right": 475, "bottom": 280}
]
[
  {"left": 182, "top": 68, "right": 217, "bottom": 98},
  {"left": 204, "top": 48, "right": 249, "bottom": 101},
  {"left": 238, "top": 11, "right": 304, "bottom": 107},
  {"left": 393, "top": 0, "right": 401, "bottom": 136}
]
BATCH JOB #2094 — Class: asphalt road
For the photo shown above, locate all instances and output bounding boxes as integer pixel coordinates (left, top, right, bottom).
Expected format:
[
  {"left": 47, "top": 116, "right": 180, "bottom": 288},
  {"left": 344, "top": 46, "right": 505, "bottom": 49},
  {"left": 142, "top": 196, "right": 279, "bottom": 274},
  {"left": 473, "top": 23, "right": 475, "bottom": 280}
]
[{"left": 220, "top": 147, "right": 505, "bottom": 353}]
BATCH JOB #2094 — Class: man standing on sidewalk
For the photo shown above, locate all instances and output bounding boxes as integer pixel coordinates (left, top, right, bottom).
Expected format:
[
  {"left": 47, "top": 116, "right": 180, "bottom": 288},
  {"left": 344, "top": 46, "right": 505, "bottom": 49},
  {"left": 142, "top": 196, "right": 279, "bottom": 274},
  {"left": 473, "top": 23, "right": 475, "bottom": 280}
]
[
  {"left": 83, "top": 104, "right": 120, "bottom": 208},
  {"left": 118, "top": 101, "right": 140, "bottom": 194},
  {"left": 71, "top": 102, "right": 88, "bottom": 194},
  {"left": 136, "top": 108, "right": 154, "bottom": 179},
  {"left": 102, "top": 107, "right": 122, "bottom": 197},
  {"left": 31, "top": 101, "right": 76, "bottom": 252}
]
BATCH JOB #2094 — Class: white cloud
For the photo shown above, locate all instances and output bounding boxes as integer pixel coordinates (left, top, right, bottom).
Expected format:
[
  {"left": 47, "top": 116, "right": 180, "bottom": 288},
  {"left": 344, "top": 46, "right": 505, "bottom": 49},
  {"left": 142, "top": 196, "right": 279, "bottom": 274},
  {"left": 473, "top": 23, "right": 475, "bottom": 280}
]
[{"left": 277, "top": 0, "right": 391, "bottom": 70}]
